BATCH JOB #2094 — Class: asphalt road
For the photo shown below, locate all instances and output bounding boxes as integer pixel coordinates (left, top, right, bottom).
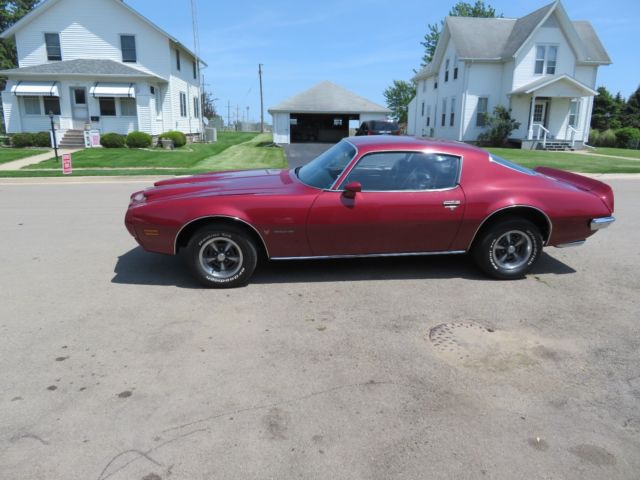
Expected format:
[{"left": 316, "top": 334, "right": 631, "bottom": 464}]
[{"left": 1, "top": 177, "right": 639, "bottom": 480}]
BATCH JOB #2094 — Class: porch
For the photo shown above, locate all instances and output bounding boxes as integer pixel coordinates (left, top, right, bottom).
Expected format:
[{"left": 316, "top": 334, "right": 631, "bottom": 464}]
[{"left": 509, "top": 74, "right": 597, "bottom": 150}]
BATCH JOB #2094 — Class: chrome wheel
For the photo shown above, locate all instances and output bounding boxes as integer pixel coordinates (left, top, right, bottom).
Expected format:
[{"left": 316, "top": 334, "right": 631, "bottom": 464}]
[
  {"left": 492, "top": 230, "right": 533, "bottom": 270},
  {"left": 198, "top": 237, "right": 243, "bottom": 279}
]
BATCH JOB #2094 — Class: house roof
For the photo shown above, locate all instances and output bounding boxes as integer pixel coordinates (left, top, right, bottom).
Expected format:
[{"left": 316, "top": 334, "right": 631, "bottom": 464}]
[
  {"left": 414, "top": 0, "right": 610, "bottom": 80},
  {"left": 510, "top": 74, "right": 598, "bottom": 95},
  {"left": 0, "top": 59, "right": 165, "bottom": 80},
  {"left": 0, "top": 0, "right": 206, "bottom": 65},
  {"left": 268, "top": 81, "right": 390, "bottom": 114}
]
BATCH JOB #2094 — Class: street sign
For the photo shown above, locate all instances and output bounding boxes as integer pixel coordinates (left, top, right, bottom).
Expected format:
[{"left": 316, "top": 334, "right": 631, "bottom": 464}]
[{"left": 62, "top": 153, "right": 72, "bottom": 175}]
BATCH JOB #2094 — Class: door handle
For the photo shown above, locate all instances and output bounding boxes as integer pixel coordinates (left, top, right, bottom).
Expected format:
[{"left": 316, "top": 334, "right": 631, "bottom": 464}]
[{"left": 442, "top": 200, "right": 461, "bottom": 210}]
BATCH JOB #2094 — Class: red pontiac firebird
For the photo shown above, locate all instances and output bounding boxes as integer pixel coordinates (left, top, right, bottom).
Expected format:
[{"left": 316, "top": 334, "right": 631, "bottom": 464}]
[{"left": 125, "top": 136, "right": 615, "bottom": 288}]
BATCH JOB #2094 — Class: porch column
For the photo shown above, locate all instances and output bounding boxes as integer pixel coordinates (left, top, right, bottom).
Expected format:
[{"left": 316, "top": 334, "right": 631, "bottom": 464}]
[{"left": 527, "top": 95, "right": 536, "bottom": 140}]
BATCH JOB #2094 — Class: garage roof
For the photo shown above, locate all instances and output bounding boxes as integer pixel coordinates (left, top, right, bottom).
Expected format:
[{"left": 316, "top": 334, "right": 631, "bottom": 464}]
[{"left": 268, "top": 81, "right": 390, "bottom": 114}]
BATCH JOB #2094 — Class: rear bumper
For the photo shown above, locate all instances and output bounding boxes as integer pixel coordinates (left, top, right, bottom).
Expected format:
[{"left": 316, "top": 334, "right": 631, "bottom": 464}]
[{"left": 590, "top": 216, "right": 615, "bottom": 231}]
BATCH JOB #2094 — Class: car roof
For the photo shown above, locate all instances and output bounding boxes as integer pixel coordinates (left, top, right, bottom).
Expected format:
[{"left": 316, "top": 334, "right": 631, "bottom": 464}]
[{"left": 345, "top": 135, "right": 488, "bottom": 157}]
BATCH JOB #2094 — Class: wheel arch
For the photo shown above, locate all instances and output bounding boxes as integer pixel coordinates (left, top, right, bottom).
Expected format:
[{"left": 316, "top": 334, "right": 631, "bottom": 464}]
[
  {"left": 174, "top": 215, "right": 269, "bottom": 259},
  {"left": 468, "top": 205, "right": 552, "bottom": 250}
]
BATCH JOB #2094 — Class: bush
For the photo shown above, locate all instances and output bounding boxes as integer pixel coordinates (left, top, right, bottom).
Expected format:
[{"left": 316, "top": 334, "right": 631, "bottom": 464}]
[
  {"left": 476, "top": 105, "right": 521, "bottom": 147},
  {"left": 33, "top": 131, "right": 51, "bottom": 147},
  {"left": 125, "top": 131, "right": 152, "bottom": 148},
  {"left": 11, "top": 132, "right": 34, "bottom": 147},
  {"left": 100, "top": 132, "right": 126, "bottom": 148},
  {"left": 588, "top": 129, "right": 600, "bottom": 146},
  {"left": 159, "top": 130, "right": 187, "bottom": 148},
  {"left": 597, "top": 129, "right": 617, "bottom": 147},
  {"left": 615, "top": 127, "right": 640, "bottom": 149}
]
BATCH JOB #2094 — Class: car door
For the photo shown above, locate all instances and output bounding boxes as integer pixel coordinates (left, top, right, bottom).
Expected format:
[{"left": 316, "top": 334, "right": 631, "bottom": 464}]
[{"left": 306, "top": 151, "right": 466, "bottom": 256}]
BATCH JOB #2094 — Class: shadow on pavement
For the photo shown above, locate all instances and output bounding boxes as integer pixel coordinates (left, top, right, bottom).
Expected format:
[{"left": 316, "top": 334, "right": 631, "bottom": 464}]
[{"left": 112, "top": 247, "right": 576, "bottom": 288}]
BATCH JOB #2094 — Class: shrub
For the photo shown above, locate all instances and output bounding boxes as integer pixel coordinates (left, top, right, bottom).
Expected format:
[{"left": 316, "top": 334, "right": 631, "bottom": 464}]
[
  {"left": 614, "top": 127, "right": 640, "bottom": 149},
  {"left": 125, "top": 131, "right": 152, "bottom": 148},
  {"left": 100, "top": 132, "right": 126, "bottom": 148},
  {"left": 597, "top": 129, "right": 617, "bottom": 147},
  {"left": 11, "top": 132, "right": 34, "bottom": 147},
  {"left": 159, "top": 130, "right": 187, "bottom": 148},
  {"left": 588, "top": 129, "right": 600, "bottom": 146},
  {"left": 33, "top": 131, "right": 51, "bottom": 147},
  {"left": 476, "top": 105, "right": 521, "bottom": 147}
]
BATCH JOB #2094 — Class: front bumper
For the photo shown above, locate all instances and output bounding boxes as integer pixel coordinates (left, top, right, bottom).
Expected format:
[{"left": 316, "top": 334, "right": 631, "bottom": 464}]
[{"left": 590, "top": 216, "right": 616, "bottom": 231}]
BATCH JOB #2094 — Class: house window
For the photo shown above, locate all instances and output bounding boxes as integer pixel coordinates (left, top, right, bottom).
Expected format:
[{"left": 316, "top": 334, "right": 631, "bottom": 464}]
[
  {"left": 45, "top": 33, "right": 61, "bottom": 61},
  {"left": 422, "top": 80, "right": 426, "bottom": 92},
  {"left": 441, "top": 98, "right": 447, "bottom": 127},
  {"left": 289, "top": 117, "right": 298, "bottom": 126},
  {"left": 426, "top": 105, "right": 431, "bottom": 127},
  {"left": 74, "top": 89, "right": 86, "bottom": 105},
  {"left": 333, "top": 118, "right": 342, "bottom": 126},
  {"left": 535, "top": 45, "right": 558, "bottom": 75},
  {"left": 99, "top": 97, "right": 116, "bottom": 116},
  {"left": 176, "top": 49, "right": 181, "bottom": 71},
  {"left": 476, "top": 97, "right": 488, "bottom": 127},
  {"left": 179, "top": 92, "right": 187, "bottom": 117},
  {"left": 450, "top": 97, "right": 456, "bottom": 126},
  {"left": 43, "top": 96, "right": 60, "bottom": 115},
  {"left": 192, "top": 61, "right": 197, "bottom": 79},
  {"left": 568, "top": 99, "right": 580, "bottom": 127},
  {"left": 421, "top": 102, "right": 425, "bottom": 116},
  {"left": 444, "top": 58, "right": 450, "bottom": 82},
  {"left": 453, "top": 56, "right": 459, "bottom": 80},
  {"left": 434, "top": 81, "right": 438, "bottom": 89},
  {"left": 23, "top": 96, "right": 41, "bottom": 115},
  {"left": 533, "top": 104, "right": 544, "bottom": 122},
  {"left": 194, "top": 96, "right": 200, "bottom": 118},
  {"left": 120, "top": 35, "right": 136, "bottom": 63},
  {"left": 150, "top": 86, "right": 155, "bottom": 95},
  {"left": 120, "top": 97, "right": 137, "bottom": 116}
]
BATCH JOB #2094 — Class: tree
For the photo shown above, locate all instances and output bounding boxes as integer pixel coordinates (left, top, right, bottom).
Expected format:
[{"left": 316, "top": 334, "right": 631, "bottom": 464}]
[
  {"left": 477, "top": 105, "right": 520, "bottom": 146},
  {"left": 620, "top": 85, "right": 640, "bottom": 129},
  {"left": 201, "top": 90, "right": 217, "bottom": 119},
  {"left": 0, "top": 1, "right": 41, "bottom": 70},
  {"left": 383, "top": 80, "right": 416, "bottom": 124},
  {"left": 591, "top": 86, "right": 624, "bottom": 130},
  {"left": 421, "top": 1, "right": 500, "bottom": 67}
]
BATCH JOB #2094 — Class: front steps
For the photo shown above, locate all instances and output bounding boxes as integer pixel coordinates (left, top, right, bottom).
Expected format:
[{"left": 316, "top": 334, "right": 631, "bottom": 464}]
[{"left": 58, "top": 129, "right": 85, "bottom": 148}]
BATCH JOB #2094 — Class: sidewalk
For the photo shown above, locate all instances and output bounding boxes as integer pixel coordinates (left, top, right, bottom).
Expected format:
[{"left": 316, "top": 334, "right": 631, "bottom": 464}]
[{"left": 0, "top": 148, "right": 81, "bottom": 171}]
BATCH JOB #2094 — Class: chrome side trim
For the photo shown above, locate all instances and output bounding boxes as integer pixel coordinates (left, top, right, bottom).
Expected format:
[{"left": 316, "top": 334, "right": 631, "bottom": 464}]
[
  {"left": 271, "top": 250, "right": 466, "bottom": 261},
  {"left": 590, "top": 216, "right": 615, "bottom": 231},
  {"left": 555, "top": 240, "right": 586, "bottom": 248},
  {"left": 173, "top": 215, "right": 270, "bottom": 257},
  {"left": 467, "top": 205, "right": 554, "bottom": 249}
]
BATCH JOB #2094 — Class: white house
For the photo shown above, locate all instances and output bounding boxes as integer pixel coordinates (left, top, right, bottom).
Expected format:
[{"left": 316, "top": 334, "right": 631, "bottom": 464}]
[
  {"left": 0, "top": 0, "right": 204, "bottom": 146},
  {"left": 407, "top": 0, "right": 611, "bottom": 150}
]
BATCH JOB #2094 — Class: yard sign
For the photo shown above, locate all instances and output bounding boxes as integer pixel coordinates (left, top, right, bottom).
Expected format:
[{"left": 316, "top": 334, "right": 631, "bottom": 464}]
[{"left": 62, "top": 153, "right": 72, "bottom": 175}]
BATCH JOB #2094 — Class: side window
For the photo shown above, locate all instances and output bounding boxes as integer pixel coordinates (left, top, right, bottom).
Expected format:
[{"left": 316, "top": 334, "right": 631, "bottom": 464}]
[{"left": 340, "top": 152, "right": 461, "bottom": 191}]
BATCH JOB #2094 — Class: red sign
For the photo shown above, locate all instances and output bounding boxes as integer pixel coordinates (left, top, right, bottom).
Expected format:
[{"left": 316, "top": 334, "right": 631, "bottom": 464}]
[{"left": 62, "top": 153, "right": 72, "bottom": 175}]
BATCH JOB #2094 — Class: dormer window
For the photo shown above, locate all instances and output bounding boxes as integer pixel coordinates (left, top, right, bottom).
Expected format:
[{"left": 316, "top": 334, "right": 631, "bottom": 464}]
[
  {"left": 45, "top": 33, "right": 61, "bottom": 61},
  {"left": 444, "top": 58, "right": 450, "bottom": 82},
  {"left": 120, "top": 35, "right": 136, "bottom": 63},
  {"left": 535, "top": 45, "right": 558, "bottom": 75}
]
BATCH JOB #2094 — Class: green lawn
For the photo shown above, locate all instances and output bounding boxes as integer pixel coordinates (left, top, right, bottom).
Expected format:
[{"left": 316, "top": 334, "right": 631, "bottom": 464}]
[
  {"left": 0, "top": 147, "right": 48, "bottom": 165},
  {"left": 488, "top": 148, "right": 640, "bottom": 173},
  {"left": 26, "top": 132, "right": 257, "bottom": 169},
  {"left": 592, "top": 147, "right": 640, "bottom": 159},
  {"left": 194, "top": 134, "right": 287, "bottom": 171}
]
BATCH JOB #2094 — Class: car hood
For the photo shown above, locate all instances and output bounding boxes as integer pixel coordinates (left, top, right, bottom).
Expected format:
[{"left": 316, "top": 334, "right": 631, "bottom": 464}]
[{"left": 140, "top": 169, "right": 300, "bottom": 203}]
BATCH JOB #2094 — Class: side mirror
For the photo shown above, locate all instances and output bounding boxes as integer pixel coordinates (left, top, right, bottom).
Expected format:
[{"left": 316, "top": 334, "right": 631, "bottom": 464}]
[{"left": 342, "top": 181, "right": 361, "bottom": 199}]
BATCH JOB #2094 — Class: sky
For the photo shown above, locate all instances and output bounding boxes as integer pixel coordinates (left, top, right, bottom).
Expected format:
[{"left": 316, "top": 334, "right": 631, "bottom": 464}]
[{"left": 127, "top": 0, "right": 640, "bottom": 124}]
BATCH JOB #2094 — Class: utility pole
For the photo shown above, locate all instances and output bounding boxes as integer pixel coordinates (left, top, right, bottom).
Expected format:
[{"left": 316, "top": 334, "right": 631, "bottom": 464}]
[
  {"left": 246, "top": 106, "right": 250, "bottom": 124},
  {"left": 190, "top": 0, "right": 204, "bottom": 141},
  {"left": 258, "top": 63, "right": 264, "bottom": 133},
  {"left": 236, "top": 104, "right": 240, "bottom": 130},
  {"left": 227, "top": 100, "right": 231, "bottom": 129}
]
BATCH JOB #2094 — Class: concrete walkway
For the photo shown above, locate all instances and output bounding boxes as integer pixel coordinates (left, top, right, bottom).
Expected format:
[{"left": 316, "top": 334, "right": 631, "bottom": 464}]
[
  {"left": 572, "top": 150, "right": 640, "bottom": 161},
  {"left": 0, "top": 148, "right": 81, "bottom": 171}
]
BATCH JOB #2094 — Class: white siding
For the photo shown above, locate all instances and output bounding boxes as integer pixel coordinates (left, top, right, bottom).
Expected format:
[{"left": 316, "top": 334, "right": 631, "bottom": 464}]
[
  {"left": 459, "top": 63, "right": 504, "bottom": 141},
  {"left": 406, "top": 97, "right": 417, "bottom": 135},
  {"left": 1, "top": 90, "right": 21, "bottom": 133},
  {"left": 272, "top": 113, "right": 290, "bottom": 144}
]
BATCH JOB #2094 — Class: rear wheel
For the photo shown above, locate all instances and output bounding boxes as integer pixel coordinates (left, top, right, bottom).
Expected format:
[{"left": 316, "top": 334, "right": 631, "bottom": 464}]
[
  {"left": 186, "top": 225, "right": 257, "bottom": 288},
  {"left": 473, "top": 219, "right": 542, "bottom": 279}
]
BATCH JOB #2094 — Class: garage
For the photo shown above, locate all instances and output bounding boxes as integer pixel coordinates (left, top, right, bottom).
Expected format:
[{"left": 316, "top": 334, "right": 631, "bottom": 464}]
[{"left": 269, "top": 81, "right": 391, "bottom": 144}]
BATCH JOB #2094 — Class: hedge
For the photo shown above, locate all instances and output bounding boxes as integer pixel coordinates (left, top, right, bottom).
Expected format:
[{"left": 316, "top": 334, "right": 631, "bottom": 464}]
[
  {"left": 125, "top": 131, "right": 152, "bottom": 148},
  {"left": 11, "top": 133, "right": 35, "bottom": 148},
  {"left": 159, "top": 130, "right": 187, "bottom": 148},
  {"left": 100, "top": 132, "right": 126, "bottom": 148},
  {"left": 33, "top": 131, "right": 51, "bottom": 147}
]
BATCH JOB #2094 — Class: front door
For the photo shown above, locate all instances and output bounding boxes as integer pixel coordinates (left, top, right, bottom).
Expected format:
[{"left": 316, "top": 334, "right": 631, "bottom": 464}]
[
  {"left": 71, "top": 87, "right": 88, "bottom": 129},
  {"left": 533, "top": 100, "right": 549, "bottom": 128},
  {"left": 306, "top": 151, "right": 466, "bottom": 256}
]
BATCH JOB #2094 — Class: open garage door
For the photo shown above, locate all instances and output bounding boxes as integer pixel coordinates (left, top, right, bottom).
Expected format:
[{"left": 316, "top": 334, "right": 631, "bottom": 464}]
[{"left": 290, "top": 113, "right": 357, "bottom": 143}]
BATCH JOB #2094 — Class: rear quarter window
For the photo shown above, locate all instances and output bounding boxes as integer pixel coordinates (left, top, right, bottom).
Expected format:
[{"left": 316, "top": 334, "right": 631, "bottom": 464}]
[{"left": 489, "top": 154, "right": 537, "bottom": 176}]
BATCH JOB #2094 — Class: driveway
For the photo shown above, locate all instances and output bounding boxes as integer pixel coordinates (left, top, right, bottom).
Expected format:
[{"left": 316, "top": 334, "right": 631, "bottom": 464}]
[
  {"left": 1, "top": 177, "right": 639, "bottom": 479},
  {"left": 282, "top": 143, "right": 333, "bottom": 168}
]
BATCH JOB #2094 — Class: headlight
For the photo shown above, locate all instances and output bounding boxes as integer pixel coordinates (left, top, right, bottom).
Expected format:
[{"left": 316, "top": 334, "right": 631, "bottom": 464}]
[{"left": 129, "top": 191, "right": 147, "bottom": 206}]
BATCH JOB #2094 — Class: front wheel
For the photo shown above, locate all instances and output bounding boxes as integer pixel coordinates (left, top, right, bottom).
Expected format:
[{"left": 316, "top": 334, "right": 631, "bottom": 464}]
[
  {"left": 186, "top": 225, "right": 257, "bottom": 288},
  {"left": 473, "top": 219, "right": 542, "bottom": 280}
]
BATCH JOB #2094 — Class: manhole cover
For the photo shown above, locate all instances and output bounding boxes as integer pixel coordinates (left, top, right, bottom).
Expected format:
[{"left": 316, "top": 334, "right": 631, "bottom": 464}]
[{"left": 429, "top": 322, "right": 494, "bottom": 360}]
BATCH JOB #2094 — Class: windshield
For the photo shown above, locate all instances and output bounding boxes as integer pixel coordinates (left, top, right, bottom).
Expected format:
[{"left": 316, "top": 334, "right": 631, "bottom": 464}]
[{"left": 296, "top": 140, "right": 357, "bottom": 189}]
